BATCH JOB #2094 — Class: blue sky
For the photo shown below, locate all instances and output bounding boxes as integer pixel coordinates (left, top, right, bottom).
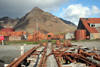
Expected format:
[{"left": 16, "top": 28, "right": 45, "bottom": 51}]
[
  {"left": 52, "top": 0, "right": 100, "bottom": 25},
  {"left": 0, "top": 0, "right": 100, "bottom": 25}
]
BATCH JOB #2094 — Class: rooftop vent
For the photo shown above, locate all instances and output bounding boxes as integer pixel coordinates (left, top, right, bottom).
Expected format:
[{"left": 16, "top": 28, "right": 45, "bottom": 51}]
[{"left": 83, "top": 18, "right": 89, "bottom": 20}]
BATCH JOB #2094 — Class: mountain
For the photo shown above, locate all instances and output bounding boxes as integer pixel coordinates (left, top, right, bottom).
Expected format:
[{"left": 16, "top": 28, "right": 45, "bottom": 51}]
[
  {"left": 0, "top": 16, "right": 18, "bottom": 28},
  {"left": 60, "top": 18, "right": 76, "bottom": 26},
  {"left": 0, "top": 7, "right": 77, "bottom": 34},
  {"left": 14, "top": 7, "right": 76, "bottom": 33},
  {"left": 0, "top": 25, "right": 4, "bottom": 30}
]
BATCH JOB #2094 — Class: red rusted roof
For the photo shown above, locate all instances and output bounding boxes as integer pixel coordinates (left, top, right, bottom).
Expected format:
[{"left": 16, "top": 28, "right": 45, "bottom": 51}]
[
  {"left": 81, "top": 18, "right": 99, "bottom": 33},
  {"left": 91, "top": 28, "right": 99, "bottom": 33},
  {"left": 9, "top": 35, "right": 22, "bottom": 37},
  {"left": 86, "top": 18, "right": 100, "bottom": 23},
  {"left": 9, "top": 31, "right": 23, "bottom": 36},
  {"left": 0, "top": 31, "right": 9, "bottom": 36}
]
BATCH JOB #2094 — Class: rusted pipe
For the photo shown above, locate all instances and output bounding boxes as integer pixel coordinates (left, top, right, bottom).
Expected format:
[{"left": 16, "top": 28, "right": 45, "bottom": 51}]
[
  {"left": 89, "top": 53, "right": 99, "bottom": 57},
  {"left": 77, "top": 57, "right": 96, "bottom": 66},
  {"left": 38, "top": 46, "right": 47, "bottom": 67},
  {"left": 64, "top": 55, "right": 73, "bottom": 62},
  {"left": 7, "top": 46, "right": 37, "bottom": 67},
  {"left": 7, "top": 45, "right": 40, "bottom": 67},
  {"left": 79, "top": 49, "right": 100, "bottom": 61},
  {"left": 12, "top": 46, "right": 40, "bottom": 67},
  {"left": 52, "top": 45, "right": 61, "bottom": 67},
  {"left": 53, "top": 52, "right": 61, "bottom": 67}
]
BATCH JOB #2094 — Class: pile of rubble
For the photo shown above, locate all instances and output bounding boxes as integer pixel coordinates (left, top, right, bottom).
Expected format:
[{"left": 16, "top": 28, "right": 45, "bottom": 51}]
[{"left": 52, "top": 40, "right": 100, "bottom": 67}]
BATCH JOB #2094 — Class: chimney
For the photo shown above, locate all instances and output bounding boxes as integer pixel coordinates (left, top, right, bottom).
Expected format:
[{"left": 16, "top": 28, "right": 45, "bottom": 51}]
[{"left": 36, "top": 23, "right": 38, "bottom": 31}]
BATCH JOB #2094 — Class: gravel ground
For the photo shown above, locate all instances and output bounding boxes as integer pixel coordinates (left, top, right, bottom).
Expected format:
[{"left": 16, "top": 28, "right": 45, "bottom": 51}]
[
  {"left": 0, "top": 44, "right": 37, "bottom": 67},
  {"left": 0, "top": 41, "right": 100, "bottom": 67},
  {"left": 71, "top": 41, "right": 100, "bottom": 50}
]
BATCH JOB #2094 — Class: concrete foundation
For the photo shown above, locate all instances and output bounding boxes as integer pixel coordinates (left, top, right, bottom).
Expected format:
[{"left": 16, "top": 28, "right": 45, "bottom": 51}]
[{"left": 90, "top": 33, "right": 100, "bottom": 39}]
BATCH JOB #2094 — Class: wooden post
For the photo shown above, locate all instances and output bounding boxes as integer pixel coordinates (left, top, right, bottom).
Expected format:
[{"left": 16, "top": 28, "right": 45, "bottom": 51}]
[{"left": 21, "top": 46, "right": 24, "bottom": 55}]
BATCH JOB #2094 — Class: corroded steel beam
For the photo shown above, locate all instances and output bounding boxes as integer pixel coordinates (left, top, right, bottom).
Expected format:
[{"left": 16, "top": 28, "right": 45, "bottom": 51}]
[
  {"left": 79, "top": 49, "right": 100, "bottom": 61},
  {"left": 7, "top": 45, "right": 40, "bottom": 67},
  {"left": 64, "top": 55, "right": 74, "bottom": 62},
  {"left": 38, "top": 46, "right": 47, "bottom": 67}
]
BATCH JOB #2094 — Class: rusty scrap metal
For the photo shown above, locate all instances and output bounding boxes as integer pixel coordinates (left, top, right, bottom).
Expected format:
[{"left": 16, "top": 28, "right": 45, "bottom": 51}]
[
  {"left": 7, "top": 40, "right": 100, "bottom": 67},
  {"left": 7, "top": 45, "right": 40, "bottom": 67},
  {"left": 38, "top": 46, "right": 47, "bottom": 67}
]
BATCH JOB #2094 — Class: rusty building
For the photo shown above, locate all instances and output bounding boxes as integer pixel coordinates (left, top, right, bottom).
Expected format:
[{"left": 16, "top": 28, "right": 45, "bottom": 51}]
[
  {"left": 77, "top": 18, "right": 100, "bottom": 39},
  {"left": 65, "top": 32, "right": 74, "bottom": 40},
  {"left": 9, "top": 31, "right": 27, "bottom": 41},
  {"left": 9, "top": 35, "right": 23, "bottom": 41},
  {"left": 33, "top": 31, "right": 45, "bottom": 42},
  {"left": 0, "top": 30, "right": 28, "bottom": 41},
  {"left": 1, "top": 28, "right": 15, "bottom": 32}
]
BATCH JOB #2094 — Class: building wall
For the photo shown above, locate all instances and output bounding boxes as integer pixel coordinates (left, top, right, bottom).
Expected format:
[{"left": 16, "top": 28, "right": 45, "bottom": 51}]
[
  {"left": 23, "top": 34, "right": 28, "bottom": 40},
  {"left": 90, "top": 33, "right": 100, "bottom": 39},
  {"left": 27, "top": 35, "right": 33, "bottom": 41},
  {"left": 95, "top": 24, "right": 100, "bottom": 27},
  {"left": 90, "top": 23, "right": 100, "bottom": 27},
  {"left": 77, "top": 19, "right": 90, "bottom": 36},
  {"left": 9, "top": 36, "right": 21, "bottom": 41},
  {"left": 65, "top": 33, "right": 74, "bottom": 39}
]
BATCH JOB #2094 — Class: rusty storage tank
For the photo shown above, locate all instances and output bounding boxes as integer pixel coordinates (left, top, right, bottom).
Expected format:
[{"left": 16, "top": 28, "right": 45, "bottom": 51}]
[
  {"left": 1, "top": 28, "right": 15, "bottom": 32},
  {"left": 75, "top": 30, "right": 86, "bottom": 40}
]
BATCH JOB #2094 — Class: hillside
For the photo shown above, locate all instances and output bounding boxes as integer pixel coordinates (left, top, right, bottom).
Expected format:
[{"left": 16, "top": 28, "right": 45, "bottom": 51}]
[
  {"left": 60, "top": 18, "right": 76, "bottom": 26},
  {"left": 0, "top": 25, "right": 4, "bottom": 30},
  {"left": 14, "top": 7, "right": 76, "bottom": 33},
  {"left": 0, "top": 7, "right": 77, "bottom": 34},
  {"left": 0, "top": 17, "right": 18, "bottom": 28}
]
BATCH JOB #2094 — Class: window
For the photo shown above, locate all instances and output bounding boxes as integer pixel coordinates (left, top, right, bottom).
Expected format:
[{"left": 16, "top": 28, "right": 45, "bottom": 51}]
[
  {"left": 91, "top": 24, "right": 95, "bottom": 27},
  {"left": 83, "top": 18, "right": 89, "bottom": 20}
]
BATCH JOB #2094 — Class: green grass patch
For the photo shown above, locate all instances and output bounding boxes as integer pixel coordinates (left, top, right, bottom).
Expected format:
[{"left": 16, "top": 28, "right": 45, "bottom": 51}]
[
  {"left": 5, "top": 39, "right": 100, "bottom": 45},
  {"left": 4, "top": 40, "right": 34, "bottom": 45},
  {"left": 51, "top": 40, "right": 56, "bottom": 44},
  {"left": 71, "top": 39, "right": 100, "bottom": 43},
  {"left": 39, "top": 39, "right": 64, "bottom": 44},
  {"left": 33, "top": 41, "right": 39, "bottom": 44},
  {"left": 40, "top": 40, "right": 48, "bottom": 43}
]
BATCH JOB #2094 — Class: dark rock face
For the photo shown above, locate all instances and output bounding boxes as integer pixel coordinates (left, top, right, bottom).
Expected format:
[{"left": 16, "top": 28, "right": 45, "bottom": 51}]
[
  {"left": 59, "top": 18, "right": 76, "bottom": 26},
  {"left": 0, "top": 16, "right": 18, "bottom": 29},
  {"left": 0, "top": 25, "right": 4, "bottom": 30}
]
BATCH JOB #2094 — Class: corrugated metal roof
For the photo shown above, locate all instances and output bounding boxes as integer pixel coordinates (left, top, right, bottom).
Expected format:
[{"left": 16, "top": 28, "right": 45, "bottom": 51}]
[
  {"left": 0, "top": 31, "right": 9, "bottom": 36},
  {"left": 81, "top": 18, "right": 99, "bottom": 33},
  {"left": 91, "top": 28, "right": 99, "bottom": 33},
  {"left": 83, "top": 18, "right": 100, "bottom": 23}
]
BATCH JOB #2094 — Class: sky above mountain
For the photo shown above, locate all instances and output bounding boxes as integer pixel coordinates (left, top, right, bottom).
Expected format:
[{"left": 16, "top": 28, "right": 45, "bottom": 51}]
[{"left": 0, "top": 0, "right": 100, "bottom": 25}]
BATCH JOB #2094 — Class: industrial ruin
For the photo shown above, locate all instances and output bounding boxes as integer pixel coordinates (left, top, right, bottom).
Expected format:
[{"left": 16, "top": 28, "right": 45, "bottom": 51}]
[
  {"left": 7, "top": 40, "right": 100, "bottom": 67},
  {"left": 0, "top": 18, "right": 100, "bottom": 67}
]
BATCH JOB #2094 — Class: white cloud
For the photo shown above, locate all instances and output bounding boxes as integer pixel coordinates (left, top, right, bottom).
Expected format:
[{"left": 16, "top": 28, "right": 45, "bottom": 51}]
[
  {"left": 91, "top": 5, "right": 100, "bottom": 15},
  {"left": 61, "top": 4, "right": 100, "bottom": 25},
  {"left": 0, "top": 0, "right": 69, "bottom": 18}
]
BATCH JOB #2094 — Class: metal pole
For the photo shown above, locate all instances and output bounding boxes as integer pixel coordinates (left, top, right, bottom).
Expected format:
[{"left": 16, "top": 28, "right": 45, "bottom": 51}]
[
  {"left": 36, "top": 23, "right": 38, "bottom": 31},
  {"left": 2, "top": 40, "right": 4, "bottom": 45}
]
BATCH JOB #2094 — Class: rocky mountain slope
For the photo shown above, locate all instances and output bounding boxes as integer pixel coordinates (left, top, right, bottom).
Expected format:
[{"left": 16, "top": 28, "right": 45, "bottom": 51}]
[
  {"left": 60, "top": 18, "right": 76, "bottom": 26},
  {"left": 0, "top": 25, "right": 4, "bottom": 30},
  {"left": 0, "top": 7, "right": 77, "bottom": 34},
  {"left": 0, "top": 17, "right": 18, "bottom": 28}
]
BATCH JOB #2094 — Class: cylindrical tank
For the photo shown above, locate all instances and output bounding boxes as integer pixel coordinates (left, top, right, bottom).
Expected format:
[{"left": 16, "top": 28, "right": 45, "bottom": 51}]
[
  {"left": 1, "top": 28, "right": 15, "bottom": 32},
  {"left": 75, "top": 30, "right": 86, "bottom": 40}
]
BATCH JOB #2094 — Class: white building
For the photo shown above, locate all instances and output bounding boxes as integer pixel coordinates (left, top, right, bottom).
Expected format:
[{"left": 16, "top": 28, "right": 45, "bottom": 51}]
[{"left": 65, "top": 32, "right": 74, "bottom": 39}]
